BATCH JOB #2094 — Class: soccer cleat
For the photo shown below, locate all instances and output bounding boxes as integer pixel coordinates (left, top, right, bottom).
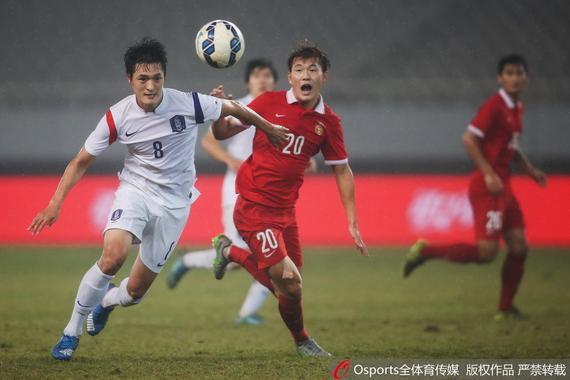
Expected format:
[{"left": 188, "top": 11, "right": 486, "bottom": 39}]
[
  {"left": 166, "top": 259, "right": 190, "bottom": 289},
  {"left": 235, "top": 314, "right": 264, "bottom": 326},
  {"left": 51, "top": 334, "right": 79, "bottom": 361},
  {"left": 212, "top": 234, "right": 232, "bottom": 280},
  {"left": 86, "top": 283, "right": 117, "bottom": 336},
  {"left": 494, "top": 306, "right": 527, "bottom": 321},
  {"left": 402, "top": 239, "right": 428, "bottom": 278},
  {"left": 295, "top": 338, "right": 332, "bottom": 357}
]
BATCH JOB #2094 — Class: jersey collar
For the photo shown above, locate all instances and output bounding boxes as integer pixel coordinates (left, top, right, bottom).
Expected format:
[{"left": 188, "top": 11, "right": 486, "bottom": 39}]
[
  {"left": 498, "top": 88, "right": 520, "bottom": 109},
  {"left": 154, "top": 88, "right": 170, "bottom": 114},
  {"left": 132, "top": 88, "right": 170, "bottom": 114},
  {"left": 286, "top": 88, "right": 325, "bottom": 114}
]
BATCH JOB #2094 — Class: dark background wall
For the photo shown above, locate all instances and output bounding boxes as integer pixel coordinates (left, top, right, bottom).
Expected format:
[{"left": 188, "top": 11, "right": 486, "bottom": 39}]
[{"left": 1, "top": 0, "right": 568, "bottom": 174}]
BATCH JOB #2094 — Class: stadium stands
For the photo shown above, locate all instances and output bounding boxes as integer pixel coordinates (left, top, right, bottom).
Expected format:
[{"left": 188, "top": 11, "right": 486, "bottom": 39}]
[{"left": 1, "top": 0, "right": 568, "bottom": 172}]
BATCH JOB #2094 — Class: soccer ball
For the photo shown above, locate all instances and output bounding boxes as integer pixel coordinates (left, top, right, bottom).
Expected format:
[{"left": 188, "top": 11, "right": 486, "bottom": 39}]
[{"left": 195, "top": 20, "right": 245, "bottom": 69}]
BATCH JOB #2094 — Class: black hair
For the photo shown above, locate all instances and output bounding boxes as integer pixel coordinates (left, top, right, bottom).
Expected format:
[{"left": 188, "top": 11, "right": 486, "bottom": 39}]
[
  {"left": 287, "top": 41, "right": 330, "bottom": 73},
  {"left": 497, "top": 54, "right": 528, "bottom": 75},
  {"left": 124, "top": 37, "right": 168, "bottom": 77},
  {"left": 244, "top": 58, "right": 278, "bottom": 83}
]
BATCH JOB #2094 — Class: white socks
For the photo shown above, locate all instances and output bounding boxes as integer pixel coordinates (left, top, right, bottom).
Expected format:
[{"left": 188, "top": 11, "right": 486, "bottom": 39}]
[
  {"left": 63, "top": 263, "right": 114, "bottom": 337},
  {"left": 62, "top": 259, "right": 269, "bottom": 337},
  {"left": 102, "top": 277, "right": 143, "bottom": 308},
  {"left": 182, "top": 248, "right": 216, "bottom": 269},
  {"left": 238, "top": 281, "right": 271, "bottom": 319}
]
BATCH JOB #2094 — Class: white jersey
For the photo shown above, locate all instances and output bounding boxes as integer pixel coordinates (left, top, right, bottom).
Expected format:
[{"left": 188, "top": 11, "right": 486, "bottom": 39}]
[
  {"left": 221, "top": 94, "right": 256, "bottom": 207},
  {"left": 226, "top": 94, "right": 255, "bottom": 162},
  {"left": 85, "top": 88, "right": 222, "bottom": 208}
]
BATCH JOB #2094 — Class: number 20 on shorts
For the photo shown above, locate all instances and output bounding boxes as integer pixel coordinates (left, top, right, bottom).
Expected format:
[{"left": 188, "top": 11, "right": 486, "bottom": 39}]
[{"left": 256, "top": 229, "right": 279, "bottom": 253}]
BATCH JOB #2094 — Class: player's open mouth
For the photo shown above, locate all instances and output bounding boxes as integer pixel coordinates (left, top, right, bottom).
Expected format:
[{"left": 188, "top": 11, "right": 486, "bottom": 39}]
[{"left": 300, "top": 84, "right": 313, "bottom": 94}]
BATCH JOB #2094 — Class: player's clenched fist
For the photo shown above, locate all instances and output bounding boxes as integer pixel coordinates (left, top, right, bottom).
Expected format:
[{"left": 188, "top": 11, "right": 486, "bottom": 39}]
[{"left": 28, "top": 204, "right": 60, "bottom": 235}]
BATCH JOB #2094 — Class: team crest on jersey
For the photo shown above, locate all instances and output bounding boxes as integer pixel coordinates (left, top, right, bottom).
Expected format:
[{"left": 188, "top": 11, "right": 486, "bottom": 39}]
[
  {"left": 314, "top": 121, "right": 325, "bottom": 136},
  {"left": 110, "top": 209, "right": 123, "bottom": 222},
  {"left": 170, "top": 115, "right": 187, "bottom": 133}
]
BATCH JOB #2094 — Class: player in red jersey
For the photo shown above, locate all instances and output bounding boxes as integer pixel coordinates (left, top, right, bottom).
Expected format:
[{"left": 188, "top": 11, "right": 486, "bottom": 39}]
[
  {"left": 403, "top": 54, "right": 547, "bottom": 320},
  {"left": 209, "top": 44, "right": 368, "bottom": 356}
]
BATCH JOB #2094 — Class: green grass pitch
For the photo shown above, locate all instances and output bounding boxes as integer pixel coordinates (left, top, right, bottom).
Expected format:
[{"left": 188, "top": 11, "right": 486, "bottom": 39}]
[{"left": 0, "top": 246, "right": 569, "bottom": 378}]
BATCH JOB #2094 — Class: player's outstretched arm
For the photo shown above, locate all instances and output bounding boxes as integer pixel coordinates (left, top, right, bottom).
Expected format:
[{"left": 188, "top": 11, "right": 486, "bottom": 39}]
[
  {"left": 28, "top": 148, "right": 95, "bottom": 235},
  {"left": 210, "top": 114, "right": 249, "bottom": 141},
  {"left": 331, "top": 163, "right": 368, "bottom": 256},
  {"left": 208, "top": 84, "right": 251, "bottom": 141},
  {"left": 462, "top": 130, "right": 504, "bottom": 194},
  {"left": 215, "top": 99, "right": 289, "bottom": 145},
  {"left": 511, "top": 137, "right": 547, "bottom": 187}
]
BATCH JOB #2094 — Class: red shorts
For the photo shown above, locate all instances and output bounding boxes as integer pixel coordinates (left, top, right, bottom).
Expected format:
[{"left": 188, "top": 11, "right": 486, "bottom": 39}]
[
  {"left": 233, "top": 195, "right": 303, "bottom": 269},
  {"left": 468, "top": 183, "right": 525, "bottom": 240}
]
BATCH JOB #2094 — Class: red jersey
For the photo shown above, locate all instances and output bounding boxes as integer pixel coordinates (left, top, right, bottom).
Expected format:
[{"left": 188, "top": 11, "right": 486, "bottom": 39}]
[
  {"left": 468, "top": 88, "right": 523, "bottom": 188},
  {"left": 236, "top": 89, "right": 348, "bottom": 208}
]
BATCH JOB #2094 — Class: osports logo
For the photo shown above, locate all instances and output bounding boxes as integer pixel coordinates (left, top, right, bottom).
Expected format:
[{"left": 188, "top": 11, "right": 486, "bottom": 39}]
[{"left": 332, "top": 359, "right": 352, "bottom": 380}]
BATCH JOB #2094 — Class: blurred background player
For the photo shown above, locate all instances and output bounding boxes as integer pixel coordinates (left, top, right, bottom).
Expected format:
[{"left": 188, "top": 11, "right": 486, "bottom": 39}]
[
  {"left": 28, "top": 38, "right": 288, "bottom": 361},
  {"left": 166, "top": 59, "right": 279, "bottom": 326},
  {"left": 209, "top": 44, "right": 368, "bottom": 357},
  {"left": 403, "top": 54, "right": 547, "bottom": 320}
]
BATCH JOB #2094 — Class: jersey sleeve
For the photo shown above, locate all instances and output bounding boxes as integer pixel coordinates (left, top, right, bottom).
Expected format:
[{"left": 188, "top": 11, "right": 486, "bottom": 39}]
[
  {"left": 468, "top": 98, "right": 498, "bottom": 138},
  {"left": 321, "top": 121, "right": 349, "bottom": 165},
  {"left": 84, "top": 110, "right": 118, "bottom": 156},
  {"left": 190, "top": 92, "right": 223, "bottom": 124}
]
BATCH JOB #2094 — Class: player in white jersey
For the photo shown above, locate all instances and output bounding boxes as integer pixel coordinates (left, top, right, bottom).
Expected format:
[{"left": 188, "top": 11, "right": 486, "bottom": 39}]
[
  {"left": 166, "top": 59, "right": 278, "bottom": 325},
  {"left": 27, "top": 38, "right": 289, "bottom": 361}
]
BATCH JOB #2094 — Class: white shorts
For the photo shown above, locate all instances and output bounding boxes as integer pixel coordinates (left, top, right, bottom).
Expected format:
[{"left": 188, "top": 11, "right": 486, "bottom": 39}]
[
  {"left": 104, "top": 182, "right": 191, "bottom": 273},
  {"left": 221, "top": 170, "right": 247, "bottom": 249}
]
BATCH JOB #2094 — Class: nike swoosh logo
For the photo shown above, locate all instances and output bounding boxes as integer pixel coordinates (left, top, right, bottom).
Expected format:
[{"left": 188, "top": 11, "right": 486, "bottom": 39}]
[
  {"left": 264, "top": 250, "right": 276, "bottom": 258},
  {"left": 76, "top": 300, "right": 96, "bottom": 308},
  {"left": 275, "top": 114, "right": 287, "bottom": 118},
  {"left": 125, "top": 130, "right": 139, "bottom": 137},
  {"left": 157, "top": 241, "right": 176, "bottom": 267}
]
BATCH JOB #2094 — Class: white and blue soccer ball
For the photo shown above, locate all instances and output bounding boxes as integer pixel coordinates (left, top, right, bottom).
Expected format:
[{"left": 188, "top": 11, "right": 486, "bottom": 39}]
[{"left": 195, "top": 20, "right": 245, "bottom": 69}]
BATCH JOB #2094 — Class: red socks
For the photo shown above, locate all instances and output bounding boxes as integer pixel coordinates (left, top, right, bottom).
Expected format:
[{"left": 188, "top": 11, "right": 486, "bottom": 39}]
[
  {"left": 278, "top": 295, "right": 309, "bottom": 342},
  {"left": 422, "top": 244, "right": 527, "bottom": 310},
  {"left": 421, "top": 243, "right": 526, "bottom": 311},
  {"left": 228, "top": 245, "right": 309, "bottom": 342},
  {"left": 499, "top": 253, "right": 526, "bottom": 311},
  {"left": 227, "top": 245, "right": 274, "bottom": 294},
  {"left": 422, "top": 244, "right": 481, "bottom": 263}
]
